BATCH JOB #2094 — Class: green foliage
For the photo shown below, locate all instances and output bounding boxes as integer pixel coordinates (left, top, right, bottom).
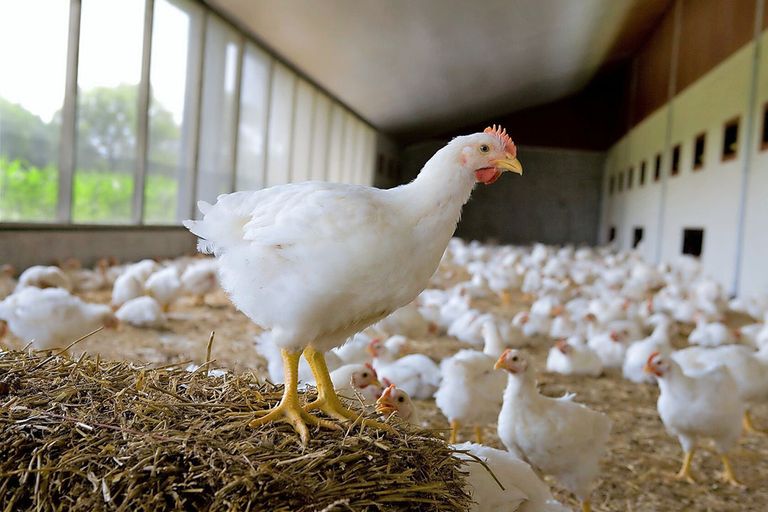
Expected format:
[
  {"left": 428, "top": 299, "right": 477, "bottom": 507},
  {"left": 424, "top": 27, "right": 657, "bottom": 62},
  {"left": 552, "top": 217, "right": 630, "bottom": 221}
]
[
  {"left": 1, "top": 85, "right": 182, "bottom": 223},
  {"left": 0, "top": 157, "right": 58, "bottom": 221},
  {"left": 0, "top": 158, "right": 178, "bottom": 224}
]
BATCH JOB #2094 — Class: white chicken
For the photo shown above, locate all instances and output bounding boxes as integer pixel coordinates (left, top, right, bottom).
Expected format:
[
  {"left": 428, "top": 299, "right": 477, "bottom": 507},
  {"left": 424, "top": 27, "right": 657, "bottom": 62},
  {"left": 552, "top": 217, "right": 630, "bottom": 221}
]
[
  {"left": 495, "top": 349, "right": 611, "bottom": 512},
  {"left": 375, "top": 384, "right": 420, "bottom": 425},
  {"left": 115, "top": 296, "right": 166, "bottom": 328},
  {"left": 329, "top": 363, "right": 382, "bottom": 405},
  {"left": 180, "top": 259, "right": 219, "bottom": 305},
  {"left": 622, "top": 319, "right": 674, "bottom": 384},
  {"left": 111, "top": 271, "right": 145, "bottom": 309},
  {"left": 452, "top": 443, "right": 570, "bottom": 512},
  {"left": 372, "top": 301, "right": 435, "bottom": 339},
  {"left": 546, "top": 338, "right": 603, "bottom": 377},
  {"left": 185, "top": 126, "right": 522, "bottom": 443},
  {"left": 688, "top": 316, "right": 739, "bottom": 347},
  {"left": 16, "top": 265, "right": 72, "bottom": 291},
  {"left": 435, "top": 349, "right": 506, "bottom": 443},
  {"left": 370, "top": 336, "right": 442, "bottom": 399},
  {"left": 671, "top": 344, "right": 768, "bottom": 434},
  {"left": 0, "top": 287, "right": 116, "bottom": 350},
  {"left": 644, "top": 352, "right": 744, "bottom": 485},
  {"left": 145, "top": 266, "right": 182, "bottom": 312}
]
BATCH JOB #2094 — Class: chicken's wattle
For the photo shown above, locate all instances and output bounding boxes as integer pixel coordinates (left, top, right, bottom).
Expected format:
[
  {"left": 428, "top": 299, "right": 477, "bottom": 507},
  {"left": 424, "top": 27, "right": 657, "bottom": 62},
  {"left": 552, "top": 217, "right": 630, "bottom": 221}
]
[{"left": 475, "top": 168, "right": 501, "bottom": 185}]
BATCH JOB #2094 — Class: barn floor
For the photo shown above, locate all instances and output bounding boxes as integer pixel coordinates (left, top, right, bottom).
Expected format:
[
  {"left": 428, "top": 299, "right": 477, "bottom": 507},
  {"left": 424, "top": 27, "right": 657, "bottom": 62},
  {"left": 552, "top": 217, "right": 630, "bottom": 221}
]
[{"left": 3, "top": 289, "right": 767, "bottom": 511}]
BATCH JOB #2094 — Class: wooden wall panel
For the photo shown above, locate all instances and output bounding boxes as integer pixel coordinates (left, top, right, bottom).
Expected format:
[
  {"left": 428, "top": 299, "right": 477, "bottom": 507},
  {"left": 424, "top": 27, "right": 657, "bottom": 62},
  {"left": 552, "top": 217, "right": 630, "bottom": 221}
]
[
  {"left": 632, "top": 6, "right": 676, "bottom": 125},
  {"left": 676, "top": 0, "right": 756, "bottom": 93}
]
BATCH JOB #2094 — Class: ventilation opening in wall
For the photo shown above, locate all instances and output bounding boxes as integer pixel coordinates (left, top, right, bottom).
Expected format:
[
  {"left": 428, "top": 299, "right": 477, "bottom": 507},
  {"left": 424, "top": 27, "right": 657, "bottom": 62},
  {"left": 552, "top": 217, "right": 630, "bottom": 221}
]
[
  {"left": 693, "top": 133, "right": 705, "bottom": 170},
  {"left": 654, "top": 153, "right": 661, "bottom": 181},
  {"left": 760, "top": 102, "right": 767, "bottom": 150},
  {"left": 633, "top": 227, "right": 644, "bottom": 249},
  {"left": 627, "top": 167, "right": 634, "bottom": 190},
  {"left": 609, "top": 175, "right": 615, "bottom": 195},
  {"left": 671, "top": 145, "right": 681, "bottom": 175},
  {"left": 722, "top": 117, "right": 739, "bottom": 161},
  {"left": 609, "top": 226, "right": 616, "bottom": 242},
  {"left": 640, "top": 161, "right": 646, "bottom": 186},
  {"left": 682, "top": 228, "right": 704, "bottom": 257},
  {"left": 618, "top": 172, "right": 624, "bottom": 192}
]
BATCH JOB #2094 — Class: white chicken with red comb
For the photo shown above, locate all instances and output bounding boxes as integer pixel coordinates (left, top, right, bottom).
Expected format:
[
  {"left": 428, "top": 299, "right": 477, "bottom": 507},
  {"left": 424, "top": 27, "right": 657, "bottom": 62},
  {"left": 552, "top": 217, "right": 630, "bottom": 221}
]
[
  {"left": 644, "top": 351, "right": 744, "bottom": 485},
  {"left": 495, "top": 349, "right": 610, "bottom": 512},
  {"left": 185, "top": 126, "right": 521, "bottom": 444}
]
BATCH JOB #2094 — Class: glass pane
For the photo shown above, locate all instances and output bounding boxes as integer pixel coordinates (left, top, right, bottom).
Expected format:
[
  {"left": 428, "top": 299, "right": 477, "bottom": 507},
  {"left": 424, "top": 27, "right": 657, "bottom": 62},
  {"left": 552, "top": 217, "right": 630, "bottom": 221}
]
[
  {"left": 0, "top": 0, "right": 69, "bottom": 222},
  {"left": 144, "top": 0, "right": 202, "bottom": 224},
  {"left": 73, "top": 0, "right": 145, "bottom": 224},
  {"left": 265, "top": 63, "right": 295, "bottom": 186},
  {"left": 196, "top": 16, "right": 239, "bottom": 212},
  {"left": 326, "top": 104, "right": 345, "bottom": 182},
  {"left": 353, "top": 122, "right": 367, "bottom": 185},
  {"left": 309, "top": 93, "right": 330, "bottom": 181},
  {"left": 236, "top": 43, "right": 271, "bottom": 191},
  {"left": 290, "top": 79, "right": 314, "bottom": 183},
  {"left": 341, "top": 112, "right": 356, "bottom": 183}
]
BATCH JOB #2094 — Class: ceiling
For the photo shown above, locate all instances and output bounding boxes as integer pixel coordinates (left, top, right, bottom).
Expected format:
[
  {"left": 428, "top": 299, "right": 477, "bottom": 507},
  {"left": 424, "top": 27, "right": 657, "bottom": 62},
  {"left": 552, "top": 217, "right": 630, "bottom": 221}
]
[{"left": 207, "top": 0, "right": 670, "bottom": 140}]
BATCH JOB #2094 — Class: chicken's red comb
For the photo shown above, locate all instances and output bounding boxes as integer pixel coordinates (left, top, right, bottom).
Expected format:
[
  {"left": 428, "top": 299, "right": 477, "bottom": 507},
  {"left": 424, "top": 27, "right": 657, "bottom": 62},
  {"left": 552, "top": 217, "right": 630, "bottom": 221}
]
[
  {"left": 364, "top": 362, "right": 377, "bottom": 376},
  {"left": 484, "top": 124, "right": 516, "bottom": 155}
]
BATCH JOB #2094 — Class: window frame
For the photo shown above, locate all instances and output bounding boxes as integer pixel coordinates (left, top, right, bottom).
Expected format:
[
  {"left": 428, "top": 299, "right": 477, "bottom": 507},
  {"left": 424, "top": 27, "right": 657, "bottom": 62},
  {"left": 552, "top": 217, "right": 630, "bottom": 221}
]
[
  {"left": 721, "top": 116, "right": 740, "bottom": 162},
  {"left": 671, "top": 144, "right": 681, "bottom": 176},
  {"left": 692, "top": 132, "right": 706, "bottom": 171}
]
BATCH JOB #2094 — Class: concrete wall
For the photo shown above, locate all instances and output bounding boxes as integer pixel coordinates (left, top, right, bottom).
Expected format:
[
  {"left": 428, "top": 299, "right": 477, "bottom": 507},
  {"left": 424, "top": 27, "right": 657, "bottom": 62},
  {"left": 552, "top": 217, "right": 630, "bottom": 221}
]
[
  {"left": 0, "top": 226, "right": 197, "bottom": 269},
  {"left": 403, "top": 142, "right": 605, "bottom": 246}
]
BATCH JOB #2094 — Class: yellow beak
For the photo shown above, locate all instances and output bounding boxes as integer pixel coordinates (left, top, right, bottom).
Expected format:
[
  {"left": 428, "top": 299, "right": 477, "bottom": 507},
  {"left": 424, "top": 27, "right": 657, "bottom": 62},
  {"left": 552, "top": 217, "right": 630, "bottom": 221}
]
[{"left": 492, "top": 154, "right": 523, "bottom": 175}]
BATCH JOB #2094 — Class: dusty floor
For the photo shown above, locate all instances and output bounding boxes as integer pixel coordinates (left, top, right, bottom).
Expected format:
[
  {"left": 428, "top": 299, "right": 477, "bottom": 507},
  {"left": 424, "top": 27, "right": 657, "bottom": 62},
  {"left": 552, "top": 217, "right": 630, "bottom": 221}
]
[{"left": 3, "top": 289, "right": 767, "bottom": 511}]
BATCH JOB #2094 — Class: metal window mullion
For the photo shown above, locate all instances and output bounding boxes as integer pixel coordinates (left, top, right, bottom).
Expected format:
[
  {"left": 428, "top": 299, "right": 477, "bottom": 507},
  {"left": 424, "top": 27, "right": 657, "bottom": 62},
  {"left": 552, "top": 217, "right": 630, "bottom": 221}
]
[
  {"left": 133, "top": 0, "right": 155, "bottom": 225},
  {"left": 188, "top": 10, "right": 208, "bottom": 219},
  {"left": 57, "top": 0, "right": 82, "bottom": 223},
  {"left": 286, "top": 77, "right": 299, "bottom": 183},
  {"left": 305, "top": 88, "right": 317, "bottom": 182},
  {"left": 229, "top": 34, "right": 245, "bottom": 193},
  {"left": 261, "top": 59, "right": 275, "bottom": 187}
]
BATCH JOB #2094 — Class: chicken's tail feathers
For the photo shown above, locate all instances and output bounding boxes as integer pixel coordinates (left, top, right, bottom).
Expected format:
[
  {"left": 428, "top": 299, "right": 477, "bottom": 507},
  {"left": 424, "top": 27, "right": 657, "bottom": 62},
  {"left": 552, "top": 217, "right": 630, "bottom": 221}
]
[{"left": 183, "top": 198, "right": 249, "bottom": 255}]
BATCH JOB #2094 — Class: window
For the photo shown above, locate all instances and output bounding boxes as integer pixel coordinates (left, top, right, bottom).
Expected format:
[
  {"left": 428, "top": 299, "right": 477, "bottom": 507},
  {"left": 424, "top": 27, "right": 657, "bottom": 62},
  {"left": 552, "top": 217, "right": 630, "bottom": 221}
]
[
  {"left": 671, "top": 144, "right": 681, "bottom": 176},
  {"left": 608, "top": 226, "right": 616, "bottom": 242},
  {"left": 196, "top": 16, "right": 240, "bottom": 212},
  {"left": 693, "top": 133, "right": 705, "bottom": 170},
  {"left": 722, "top": 117, "right": 739, "bottom": 161},
  {"left": 627, "top": 166, "right": 634, "bottom": 190},
  {"left": 309, "top": 93, "right": 331, "bottom": 180},
  {"left": 0, "top": 0, "right": 69, "bottom": 222},
  {"left": 762, "top": 103, "right": 768, "bottom": 151},
  {"left": 73, "top": 0, "right": 146, "bottom": 224},
  {"left": 682, "top": 228, "right": 704, "bottom": 257},
  {"left": 618, "top": 171, "right": 624, "bottom": 192},
  {"left": 144, "top": 0, "right": 203, "bottom": 224},
  {"left": 236, "top": 43, "right": 271, "bottom": 191},
  {"left": 341, "top": 112, "right": 357, "bottom": 183},
  {"left": 639, "top": 161, "right": 646, "bottom": 186},
  {"left": 265, "top": 63, "right": 296, "bottom": 186},
  {"left": 633, "top": 227, "right": 644, "bottom": 248},
  {"left": 654, "top": 153, "right": 662, "bottom": 182},
  {"left": 289, "top": 79, "right": 314, "bottom": 183}
]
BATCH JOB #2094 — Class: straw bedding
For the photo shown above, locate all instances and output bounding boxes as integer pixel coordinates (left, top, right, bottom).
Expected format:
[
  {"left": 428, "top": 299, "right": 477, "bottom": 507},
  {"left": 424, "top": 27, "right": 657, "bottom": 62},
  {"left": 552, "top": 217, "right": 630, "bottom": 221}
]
[{"left": 0, "top": 350, "right": 472, "bottom": 512}]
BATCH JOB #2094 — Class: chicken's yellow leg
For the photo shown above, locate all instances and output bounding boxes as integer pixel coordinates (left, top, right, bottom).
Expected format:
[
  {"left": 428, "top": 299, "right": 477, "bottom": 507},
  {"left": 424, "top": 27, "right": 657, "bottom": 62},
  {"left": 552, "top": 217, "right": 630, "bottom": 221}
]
[
  {"left": 674, "top": 450, "right": 696, "bottom": 483},
  {"left": 581, "top": 499, "right": 591, "bottom": 512},
  {"left": 449, "top": 420, "right": 460, "bottom": 444},
  {"left": 249, "top": 349, "right": 339, "bottom": 445},
  {"left": 303, "top": 346, "right": 394, "bottom": 433},
  {"left": 720, "top": 454, "right": 741, "bottom": 486},
  {"left": 743, "top": 410, "right": 768, "bottom": 435},
  {"left": 474, "top": 425, "right": 484, "bottom": 444}
]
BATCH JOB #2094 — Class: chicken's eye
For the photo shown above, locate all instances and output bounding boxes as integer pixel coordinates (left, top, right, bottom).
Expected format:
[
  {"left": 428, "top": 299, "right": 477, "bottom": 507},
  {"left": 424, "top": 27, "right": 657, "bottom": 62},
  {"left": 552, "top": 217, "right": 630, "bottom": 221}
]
[
  {"left": 511, "top": 356, "right": 518, "bottom": 362},
  {"left": 479, "top": 144, "right": 490, "bottom": 153},
  {"left": 397, "top": 396, "right": 405, "bottom": 403},
  {"left": 362, "top": 372, "right": 369, "bottom": 378}
]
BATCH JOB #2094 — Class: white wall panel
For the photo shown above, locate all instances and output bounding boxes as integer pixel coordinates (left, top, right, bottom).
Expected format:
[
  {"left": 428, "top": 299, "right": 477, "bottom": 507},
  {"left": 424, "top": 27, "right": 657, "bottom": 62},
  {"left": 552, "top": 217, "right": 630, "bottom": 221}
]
[
  {"left": 309, "top": 94, "right": 331, "bottom": 181},
  {"left": 290, "top": 79, "right": 314, "bottom": 183},
  {"left": 265, "top": 63, "right": 295, "bottom": 186}
]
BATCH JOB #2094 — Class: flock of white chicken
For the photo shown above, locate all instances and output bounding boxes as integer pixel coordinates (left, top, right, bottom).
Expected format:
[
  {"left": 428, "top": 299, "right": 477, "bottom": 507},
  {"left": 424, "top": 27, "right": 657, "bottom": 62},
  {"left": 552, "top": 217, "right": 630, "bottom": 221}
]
[{"left": 1, "top": 238, "right": 768, "bottom": 512}]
